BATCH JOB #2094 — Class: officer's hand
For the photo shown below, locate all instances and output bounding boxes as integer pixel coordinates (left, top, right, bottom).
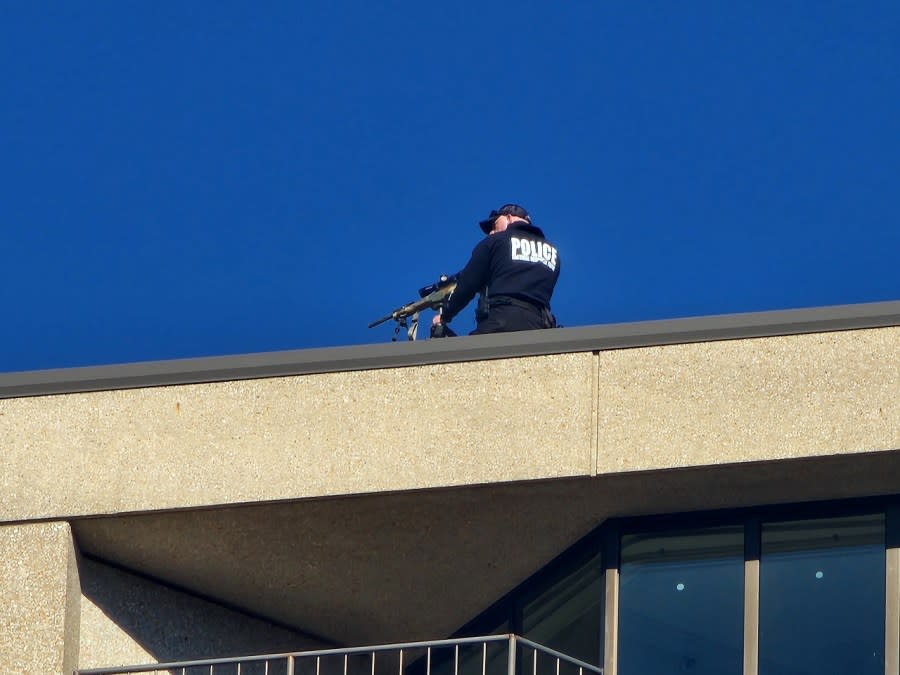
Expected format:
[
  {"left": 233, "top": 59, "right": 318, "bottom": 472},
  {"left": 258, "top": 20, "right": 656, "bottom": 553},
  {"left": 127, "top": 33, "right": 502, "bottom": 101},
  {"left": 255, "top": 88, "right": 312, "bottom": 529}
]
[{"left": 432, "top": 315, "right": 443, "bottom": 326}]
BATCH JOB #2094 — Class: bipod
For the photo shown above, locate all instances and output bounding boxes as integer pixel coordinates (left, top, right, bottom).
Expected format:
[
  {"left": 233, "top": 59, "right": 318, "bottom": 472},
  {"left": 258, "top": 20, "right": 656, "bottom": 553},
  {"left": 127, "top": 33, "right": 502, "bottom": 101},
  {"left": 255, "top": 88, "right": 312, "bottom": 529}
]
[{"left": 392, "top": 312, "right": 420, "bottom": 341}]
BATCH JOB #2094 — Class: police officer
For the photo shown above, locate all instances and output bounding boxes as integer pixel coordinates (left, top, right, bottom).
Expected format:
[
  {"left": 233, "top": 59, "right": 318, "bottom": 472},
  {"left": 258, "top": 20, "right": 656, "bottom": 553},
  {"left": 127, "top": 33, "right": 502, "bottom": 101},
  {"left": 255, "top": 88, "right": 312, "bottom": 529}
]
[{"left": 433, "top": 204, "right": 560, "bottom": 335}]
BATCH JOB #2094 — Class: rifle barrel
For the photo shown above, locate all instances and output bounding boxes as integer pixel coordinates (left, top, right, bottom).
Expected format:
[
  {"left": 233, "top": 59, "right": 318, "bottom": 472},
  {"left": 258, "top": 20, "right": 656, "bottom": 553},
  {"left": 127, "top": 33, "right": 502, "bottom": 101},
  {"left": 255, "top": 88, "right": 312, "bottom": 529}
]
[{"left": 367, "top": 314, "right": 394, "bottom": 328}]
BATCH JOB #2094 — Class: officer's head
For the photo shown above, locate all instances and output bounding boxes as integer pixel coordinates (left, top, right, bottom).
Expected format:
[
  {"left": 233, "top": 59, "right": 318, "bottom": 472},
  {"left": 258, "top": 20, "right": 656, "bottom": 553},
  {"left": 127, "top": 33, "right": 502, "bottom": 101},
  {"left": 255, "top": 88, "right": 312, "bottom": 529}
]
[{"left": 478, "top": 204, "right": 531, "bottom": 235}]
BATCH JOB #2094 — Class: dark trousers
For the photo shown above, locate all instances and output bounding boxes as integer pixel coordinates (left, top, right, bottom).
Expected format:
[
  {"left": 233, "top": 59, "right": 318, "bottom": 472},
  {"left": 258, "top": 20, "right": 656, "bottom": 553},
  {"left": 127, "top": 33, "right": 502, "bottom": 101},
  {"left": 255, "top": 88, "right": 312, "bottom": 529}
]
[{"left": 470, "top": 304, "right": 548, "bottom": 335}]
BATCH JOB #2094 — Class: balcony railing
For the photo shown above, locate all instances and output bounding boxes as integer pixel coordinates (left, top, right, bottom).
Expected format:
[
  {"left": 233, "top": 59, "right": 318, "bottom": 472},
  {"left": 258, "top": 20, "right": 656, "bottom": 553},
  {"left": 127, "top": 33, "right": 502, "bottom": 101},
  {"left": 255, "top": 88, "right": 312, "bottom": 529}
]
[{"left": 76, "top": 633, "right": 603, "bottom": 675}]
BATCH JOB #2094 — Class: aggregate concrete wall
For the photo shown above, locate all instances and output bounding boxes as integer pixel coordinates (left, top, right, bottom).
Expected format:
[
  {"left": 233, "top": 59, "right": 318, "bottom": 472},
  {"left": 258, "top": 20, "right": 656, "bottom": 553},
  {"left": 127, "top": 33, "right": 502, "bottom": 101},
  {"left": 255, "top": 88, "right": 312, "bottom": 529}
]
[
  {"left": 0, "top": 521, "right": 79, "bottom": 675},
  {"left": 2, "top": 327, "right": 899, "bottom": 524},
  {"left": 596, "top": 327, "right": 900, "bottom": 472},
  {"left": 79, "top": 557, "right": 323, "bottom": 670},
  {"left": 0, "top": 353, "right": 595, "bottom": 521}
]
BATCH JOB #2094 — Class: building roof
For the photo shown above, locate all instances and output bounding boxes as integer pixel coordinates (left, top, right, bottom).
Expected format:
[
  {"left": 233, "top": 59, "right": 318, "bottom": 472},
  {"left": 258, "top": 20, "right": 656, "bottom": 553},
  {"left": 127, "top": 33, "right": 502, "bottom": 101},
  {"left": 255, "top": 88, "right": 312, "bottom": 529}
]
[{"left": 3, "top": 300, "right": 899, "bottom": 399}]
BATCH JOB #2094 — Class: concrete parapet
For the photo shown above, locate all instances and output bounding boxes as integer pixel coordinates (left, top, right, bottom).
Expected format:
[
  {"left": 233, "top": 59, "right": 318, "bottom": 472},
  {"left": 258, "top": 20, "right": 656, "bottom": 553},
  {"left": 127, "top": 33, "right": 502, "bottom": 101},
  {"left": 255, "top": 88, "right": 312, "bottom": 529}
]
[
  {"left": 0, "top": 353, "right": 594, "bottom": 521},
  {"left": 596, "top": 326, "right": 900, "bottom": 473},
  {"left": 2, "top": 326, "right": 899, "bottom": 523}
]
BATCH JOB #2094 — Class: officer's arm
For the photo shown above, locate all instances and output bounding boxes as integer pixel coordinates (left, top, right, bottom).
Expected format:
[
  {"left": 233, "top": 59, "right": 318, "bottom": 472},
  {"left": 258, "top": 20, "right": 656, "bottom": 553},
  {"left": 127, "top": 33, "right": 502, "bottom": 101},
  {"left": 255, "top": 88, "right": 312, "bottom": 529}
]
[{"left": 442, "top": 240, "right": 492, "bottom": 323}]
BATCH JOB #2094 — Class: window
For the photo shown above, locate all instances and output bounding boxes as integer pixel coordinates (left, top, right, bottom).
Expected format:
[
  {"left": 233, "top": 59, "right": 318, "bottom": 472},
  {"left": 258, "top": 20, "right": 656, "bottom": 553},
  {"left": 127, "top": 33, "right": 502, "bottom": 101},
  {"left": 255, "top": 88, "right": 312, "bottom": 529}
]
[
  {"left": 618, "top": 526, "right": 744, "bottom": 675},
  {"left": 451, "top": 498, "right": 895, "bottom": 675},
  {"left": 759, "top": 514, "right": 885, "bottom": 675}
]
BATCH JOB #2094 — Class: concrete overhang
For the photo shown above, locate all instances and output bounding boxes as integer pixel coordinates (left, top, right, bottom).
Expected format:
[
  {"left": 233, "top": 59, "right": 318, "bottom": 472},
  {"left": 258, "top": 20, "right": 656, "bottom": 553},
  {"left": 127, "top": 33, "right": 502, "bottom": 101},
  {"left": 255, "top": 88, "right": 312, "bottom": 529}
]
[{"left": 72, "top": 453, "right": 900, "bottom": 648}]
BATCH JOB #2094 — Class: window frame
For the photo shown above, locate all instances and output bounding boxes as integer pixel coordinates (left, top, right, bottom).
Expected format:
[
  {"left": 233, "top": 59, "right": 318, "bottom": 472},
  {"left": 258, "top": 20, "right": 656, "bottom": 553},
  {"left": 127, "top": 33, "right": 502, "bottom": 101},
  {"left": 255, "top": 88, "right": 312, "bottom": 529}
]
[{"left": 450, "top": 495, "right": 900, "bottom": 675}]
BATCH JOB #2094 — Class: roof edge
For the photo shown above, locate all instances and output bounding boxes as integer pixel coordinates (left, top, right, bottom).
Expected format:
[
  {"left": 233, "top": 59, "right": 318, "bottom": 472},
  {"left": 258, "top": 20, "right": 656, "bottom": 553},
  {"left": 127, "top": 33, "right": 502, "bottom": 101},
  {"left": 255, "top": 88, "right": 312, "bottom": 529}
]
[{"left": 2, "top": 300, "right": 899, "bottom": 399}]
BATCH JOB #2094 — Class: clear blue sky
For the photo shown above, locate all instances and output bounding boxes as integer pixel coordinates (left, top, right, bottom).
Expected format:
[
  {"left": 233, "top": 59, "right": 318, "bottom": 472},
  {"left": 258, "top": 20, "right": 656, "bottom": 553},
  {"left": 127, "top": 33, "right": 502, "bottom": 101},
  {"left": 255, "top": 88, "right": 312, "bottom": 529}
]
[{"left": 2, "top": 2, "right": 898, "bottom": 372}]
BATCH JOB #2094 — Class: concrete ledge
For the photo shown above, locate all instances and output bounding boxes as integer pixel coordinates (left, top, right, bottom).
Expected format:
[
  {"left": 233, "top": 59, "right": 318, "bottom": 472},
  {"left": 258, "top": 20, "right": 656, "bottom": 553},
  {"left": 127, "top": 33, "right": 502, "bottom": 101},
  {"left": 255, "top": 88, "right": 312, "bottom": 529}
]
[
  {"left": 2, "top": 300, "right": 899, "bottom": 399},
  {"left": 596, "top": 327, "right": 900, "bottom": 472},
  {"left": 1, "top": 353, "right": 595, "bottom": 521},
  {"left": 1, "top": 302, "right": 898, "bottom": 523}
]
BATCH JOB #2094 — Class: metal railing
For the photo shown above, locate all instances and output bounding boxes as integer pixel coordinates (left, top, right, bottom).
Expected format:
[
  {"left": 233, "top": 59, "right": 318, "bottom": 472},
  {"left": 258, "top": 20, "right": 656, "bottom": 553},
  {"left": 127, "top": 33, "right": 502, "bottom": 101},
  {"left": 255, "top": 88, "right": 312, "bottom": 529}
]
[{"left": 76, "top": 633, "right": 603, "bottom": 675}]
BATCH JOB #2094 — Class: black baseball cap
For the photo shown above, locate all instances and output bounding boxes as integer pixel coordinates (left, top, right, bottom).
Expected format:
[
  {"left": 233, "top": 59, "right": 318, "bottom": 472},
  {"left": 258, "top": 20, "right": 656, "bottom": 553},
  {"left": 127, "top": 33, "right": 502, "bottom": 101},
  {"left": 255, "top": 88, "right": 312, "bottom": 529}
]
[{"left": 478, "top": 203, "right": 531, "bottom": 234}]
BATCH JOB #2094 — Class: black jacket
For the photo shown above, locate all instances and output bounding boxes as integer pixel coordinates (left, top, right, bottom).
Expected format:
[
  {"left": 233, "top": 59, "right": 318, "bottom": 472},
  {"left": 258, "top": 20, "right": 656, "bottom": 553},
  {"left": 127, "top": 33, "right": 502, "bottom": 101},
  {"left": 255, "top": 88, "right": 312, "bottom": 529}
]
[{"left": 443, "top": 222, "right": 560, "bottom": 323}]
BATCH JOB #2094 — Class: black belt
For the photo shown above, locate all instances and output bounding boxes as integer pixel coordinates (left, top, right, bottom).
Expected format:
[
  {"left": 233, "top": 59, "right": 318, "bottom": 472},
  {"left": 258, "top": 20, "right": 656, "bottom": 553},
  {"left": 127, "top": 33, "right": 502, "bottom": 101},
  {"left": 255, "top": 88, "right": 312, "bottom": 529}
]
[
  {"left": 489, "top": 295, "right": 543, "bottom": 312},
  {"left": 488, "top": 295, "right": 556, "bottom": 328}
]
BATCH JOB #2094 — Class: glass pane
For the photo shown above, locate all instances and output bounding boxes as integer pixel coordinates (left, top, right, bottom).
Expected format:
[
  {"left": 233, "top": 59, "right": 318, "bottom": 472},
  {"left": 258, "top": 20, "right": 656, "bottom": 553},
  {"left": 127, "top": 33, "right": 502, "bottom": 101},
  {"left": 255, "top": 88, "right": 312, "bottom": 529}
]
[
  {"left": 618, "top": 526, "right": 744, "bottom": 675},
  {"left": 521, "top": 550, "right": 603, "bottom": 665},
  {"left": 760, "top": 513, "right": 885, "bottom": 675}
]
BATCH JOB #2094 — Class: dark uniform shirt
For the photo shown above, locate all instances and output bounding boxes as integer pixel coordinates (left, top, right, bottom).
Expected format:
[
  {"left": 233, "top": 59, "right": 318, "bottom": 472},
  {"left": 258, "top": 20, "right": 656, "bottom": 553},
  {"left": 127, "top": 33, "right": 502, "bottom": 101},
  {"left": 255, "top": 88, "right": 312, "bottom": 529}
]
[{"left": 443, "top": 222, "right": 560, "bottom": 331}]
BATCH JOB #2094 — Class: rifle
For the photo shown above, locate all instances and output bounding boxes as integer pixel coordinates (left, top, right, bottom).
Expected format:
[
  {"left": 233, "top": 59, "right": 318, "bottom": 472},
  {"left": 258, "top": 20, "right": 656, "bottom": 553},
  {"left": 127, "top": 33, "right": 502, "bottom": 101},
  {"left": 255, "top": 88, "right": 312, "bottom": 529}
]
[{"left": 368, "top": 274, "right": 458, "bottom": 341}]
